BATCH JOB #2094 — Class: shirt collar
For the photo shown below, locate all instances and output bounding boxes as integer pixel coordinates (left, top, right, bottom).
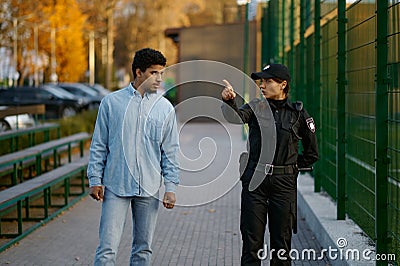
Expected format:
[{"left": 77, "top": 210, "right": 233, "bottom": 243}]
[
  {"left": 267, "top": 97, "right": 294, "bottom": 110},
  {"left": 129, "top": 82, "right": 139, "bottom": 96},
  {"left": 129, "top": 82, "right": 155, "bottom": 100}
]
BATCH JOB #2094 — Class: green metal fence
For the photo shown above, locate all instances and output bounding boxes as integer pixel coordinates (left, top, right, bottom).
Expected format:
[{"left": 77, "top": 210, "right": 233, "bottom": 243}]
[
  {"left": 388, "top": 0, "right": 400, "bottom": 261},
  {"left": 261, "top": 0, "right": 400, "bottom": 264}
]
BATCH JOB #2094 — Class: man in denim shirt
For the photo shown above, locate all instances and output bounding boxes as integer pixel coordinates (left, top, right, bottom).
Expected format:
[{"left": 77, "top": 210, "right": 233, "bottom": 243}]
[{"left": 87, "top": 48, "right": 180, "bottom": 266}]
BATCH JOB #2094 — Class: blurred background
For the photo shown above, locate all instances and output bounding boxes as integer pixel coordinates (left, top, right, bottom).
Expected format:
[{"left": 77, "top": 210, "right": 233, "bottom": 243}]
[
  {"left": 0, "top": 0, "right": 254, "bottom": 90},
  {"left": 0, "top": 0, "right": 261, "bottom": 130}
]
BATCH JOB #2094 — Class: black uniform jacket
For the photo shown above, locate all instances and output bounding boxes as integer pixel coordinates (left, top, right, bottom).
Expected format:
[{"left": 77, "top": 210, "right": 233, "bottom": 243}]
[{"left": 222, "top": 97, "right": 318, "bottom": 180}]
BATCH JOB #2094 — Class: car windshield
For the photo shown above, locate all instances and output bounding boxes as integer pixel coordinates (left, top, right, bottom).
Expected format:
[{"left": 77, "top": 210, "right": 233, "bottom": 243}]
[
  {"left": 79, "top": 84, "right": 100, "bottom": 96},
  {"left": 43, "top": 86, "right": 75, "bottom": 99},
  {"left": 60, "top": 83, "right": 99, "bottom": 97},
  {"left": 87, "top": 83, "right": 110, "bottom": 96}
]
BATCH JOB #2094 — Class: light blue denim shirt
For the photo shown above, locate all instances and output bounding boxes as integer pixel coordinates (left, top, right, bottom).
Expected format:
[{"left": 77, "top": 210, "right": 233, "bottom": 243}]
[{"left": 87, "top": 83, "right": 180, "bottom": 197}]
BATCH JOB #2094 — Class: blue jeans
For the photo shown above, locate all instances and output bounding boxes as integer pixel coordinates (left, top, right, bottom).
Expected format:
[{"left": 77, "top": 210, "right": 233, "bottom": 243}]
[{"left": 94, "top": 188, "right": 159, "bottom": 266}]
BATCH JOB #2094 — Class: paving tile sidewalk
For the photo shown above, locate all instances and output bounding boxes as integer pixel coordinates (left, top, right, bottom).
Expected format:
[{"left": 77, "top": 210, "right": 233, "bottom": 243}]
[
  {"left": 0, "top": 123, "right": 331, "bottom": 265},
  {"left": 0, "top": 184, "right": 330, "bottom": 266}
]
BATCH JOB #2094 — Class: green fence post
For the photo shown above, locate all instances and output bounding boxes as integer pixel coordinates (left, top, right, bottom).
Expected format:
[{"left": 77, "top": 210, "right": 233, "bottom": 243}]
[
  {"left": 336, "top": 0, "right": 347, "bottom": 220},
  {"left": 44, "top": 188, "right": 49, "bottom": 218},
  {"left": 313, "top": 0, "right": 321, "bottom": 193},
  {"left": 289, "top": 0, "right": 295, "bottom": 90},
  {"left": 17, "top": 200, "right": 22, "bottom": 235},
  {"left": 298, "top": 0, "right": 306, "bottom": 100},
  {"left": 36, "top": 154, "right": 42, "bottom": 176},
  {"left": 269, "top": 0, "right": 278, "bottom": 62},
  {"left": 375, "top": 0, "right": 389, "bottom": 263}
]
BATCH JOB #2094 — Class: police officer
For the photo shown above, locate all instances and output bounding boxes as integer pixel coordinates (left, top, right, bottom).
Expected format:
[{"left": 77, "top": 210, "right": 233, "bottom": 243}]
[{"left": 221, "top": 63, "right": 318, "bottom": 265}]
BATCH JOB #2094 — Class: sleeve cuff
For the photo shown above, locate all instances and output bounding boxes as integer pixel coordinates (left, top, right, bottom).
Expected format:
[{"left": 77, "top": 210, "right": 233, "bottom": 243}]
[
  {"left": 164, "top": 182, "right": 178, "bottom": 193},
  {"left": 222, "top": 98, "right": 235, "bottom": 105},
  {"left": 88, "top": 176, "right": 102, "bottom": 187}
]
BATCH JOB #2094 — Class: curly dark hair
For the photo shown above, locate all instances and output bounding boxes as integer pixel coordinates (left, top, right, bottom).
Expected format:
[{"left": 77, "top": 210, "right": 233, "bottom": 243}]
[{"left": 131, "top": 48, "right": 167, "bottom": 79}]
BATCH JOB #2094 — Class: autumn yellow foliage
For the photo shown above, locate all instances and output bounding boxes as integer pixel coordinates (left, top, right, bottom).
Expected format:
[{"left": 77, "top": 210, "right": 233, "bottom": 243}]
[
  {"left": 42, "top": 0, "right": 87, "bottom": 82},
  {"left": 1, "top": 0, "right": 237, "bottom": 85}
]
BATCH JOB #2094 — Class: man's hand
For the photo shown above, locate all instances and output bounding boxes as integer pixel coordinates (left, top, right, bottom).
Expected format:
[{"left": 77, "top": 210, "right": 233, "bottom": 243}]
[
  {"left": 89, "top": 186, "right": 104, "bottom": 201},
  {"left": 163, "top": 192, "right": 176, "bottom": 209},
  {"left": 221, "top": 79, "right": 236, "bottom": 101}
]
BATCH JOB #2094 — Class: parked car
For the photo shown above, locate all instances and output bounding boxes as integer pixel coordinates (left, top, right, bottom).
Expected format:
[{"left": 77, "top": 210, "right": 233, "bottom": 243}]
[
  {"left": 0, "top": 86, "right": 84, "bottom": 119},
  {"left": 55, "top": 83, "right": 104, "bottom": 109},
  {"left": 85, "top": 83, "right": 111, "bottom": 97},
  {"left": 0, "top": 117, "right": 10, "bottom": 132},
  {"left": 43, "top": 84, "right": 91, "bottom": 111},
  {"left": 0, "top": 109, "right": 36, "bottom": 132}
]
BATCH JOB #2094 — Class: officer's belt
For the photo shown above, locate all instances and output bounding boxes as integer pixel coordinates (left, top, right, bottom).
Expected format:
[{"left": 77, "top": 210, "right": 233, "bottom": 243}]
[{"left": 259, "top": 164, "right": 297, "bottom": 175}]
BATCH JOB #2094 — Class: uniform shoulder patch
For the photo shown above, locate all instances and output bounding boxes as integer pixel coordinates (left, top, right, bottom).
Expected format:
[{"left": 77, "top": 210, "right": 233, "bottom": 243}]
[{"left": 306, "top": 117, "right": 316, "bottom": 133}]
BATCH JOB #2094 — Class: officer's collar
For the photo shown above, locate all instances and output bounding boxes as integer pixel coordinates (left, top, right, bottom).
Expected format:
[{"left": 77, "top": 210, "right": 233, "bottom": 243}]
[{"left": 267, "top": 97, "right": 294, "bottom": 110}]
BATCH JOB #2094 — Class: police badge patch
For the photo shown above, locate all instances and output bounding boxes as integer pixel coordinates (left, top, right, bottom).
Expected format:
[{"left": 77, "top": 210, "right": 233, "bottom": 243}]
[{"left": 306, "top": 117, "right": 316, "bottom": 133}]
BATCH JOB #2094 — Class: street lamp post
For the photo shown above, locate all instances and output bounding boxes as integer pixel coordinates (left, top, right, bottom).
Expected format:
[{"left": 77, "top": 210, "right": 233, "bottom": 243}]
[
  {"left": 89, "top": 31, "right": 95, "bottom": 85},
  {"left": 13, "top": 18, "right": 18, "bottom": 84},
  {"left": 50, "top": 27, "right": 58, "bottom": 83},
  {"left": 34, "top": 24, "right": 39, "bottom": 87}
]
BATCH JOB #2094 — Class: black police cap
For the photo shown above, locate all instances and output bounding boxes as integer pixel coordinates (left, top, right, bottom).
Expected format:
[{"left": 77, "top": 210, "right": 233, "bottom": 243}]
[{"left": 251, "top": 64, "right": 291, "bottom": 82}]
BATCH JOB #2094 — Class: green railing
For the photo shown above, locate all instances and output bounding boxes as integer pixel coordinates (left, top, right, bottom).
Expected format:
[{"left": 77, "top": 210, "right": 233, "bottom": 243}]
[{"left": 260, "top": 0, "right": 400, "bottom": 264}]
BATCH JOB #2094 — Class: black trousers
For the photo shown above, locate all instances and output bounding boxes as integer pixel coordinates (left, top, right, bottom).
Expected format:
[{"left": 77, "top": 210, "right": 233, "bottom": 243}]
[{"left": 240, "top": 173, "right": 298, "bottom": 266}]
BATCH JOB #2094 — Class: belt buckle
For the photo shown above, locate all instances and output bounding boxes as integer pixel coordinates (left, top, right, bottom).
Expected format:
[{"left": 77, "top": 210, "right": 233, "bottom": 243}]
[{"left": 265, "top": 164, "right": 274, "bottom": 175}]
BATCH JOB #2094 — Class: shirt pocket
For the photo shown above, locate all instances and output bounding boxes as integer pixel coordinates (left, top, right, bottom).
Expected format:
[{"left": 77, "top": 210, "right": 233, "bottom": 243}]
[
  {"left": 144, "top": 118, "right": 163, "bottom": 143},
  {"left": 280, "top": 120, "right": 292, "bottom": 139}
]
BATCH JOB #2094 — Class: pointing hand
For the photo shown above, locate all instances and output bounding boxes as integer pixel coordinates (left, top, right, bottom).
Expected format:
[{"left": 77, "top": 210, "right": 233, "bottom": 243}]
[{"left": 221, "top": 79, "right": 237, "bottom": 101}]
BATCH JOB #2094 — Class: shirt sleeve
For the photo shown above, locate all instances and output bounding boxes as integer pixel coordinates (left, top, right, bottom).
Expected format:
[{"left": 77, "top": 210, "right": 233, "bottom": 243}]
[
  {"left": 221, "top": 97, "right": 254, "bottom": 124},
  {"left": 87, "top": 99, "right": 109, "bottom": 187},
  {"left": 160, "top": 108, "right": 180, "bottom": 193},
  {"left": 297, "top": 108, "right": 319, "bottom": 168}
]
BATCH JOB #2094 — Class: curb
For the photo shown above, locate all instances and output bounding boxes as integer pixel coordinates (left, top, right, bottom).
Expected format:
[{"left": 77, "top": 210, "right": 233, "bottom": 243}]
[{"left": 297, "top": 173, "right": 375, "bottom": 266}]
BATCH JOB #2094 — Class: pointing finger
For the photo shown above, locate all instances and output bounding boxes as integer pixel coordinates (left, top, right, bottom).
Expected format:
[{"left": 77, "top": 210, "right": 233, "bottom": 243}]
[{"left": 222, "top": 79, "right": 234, "bottom": 91}]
